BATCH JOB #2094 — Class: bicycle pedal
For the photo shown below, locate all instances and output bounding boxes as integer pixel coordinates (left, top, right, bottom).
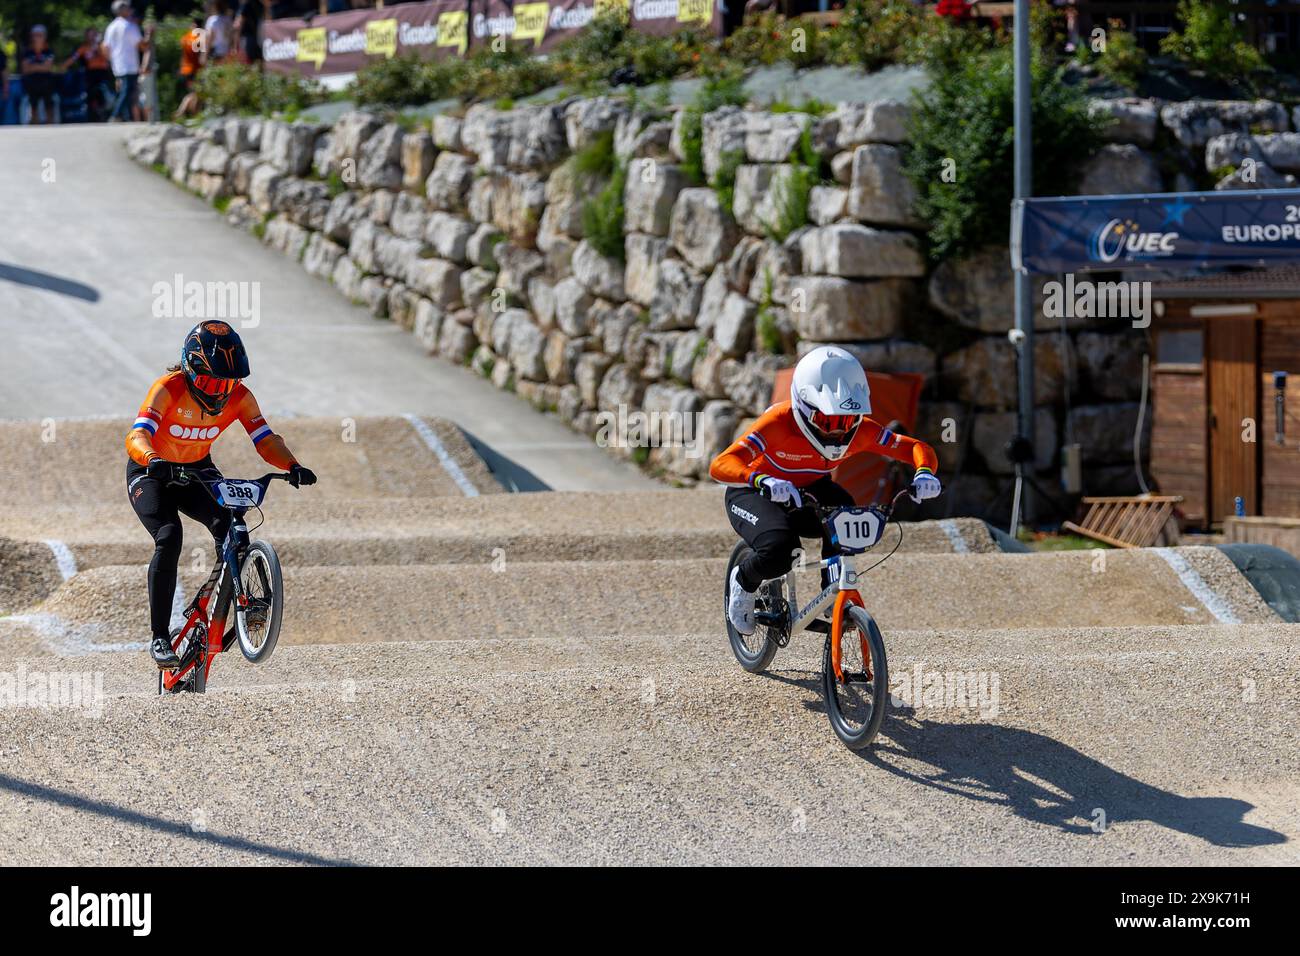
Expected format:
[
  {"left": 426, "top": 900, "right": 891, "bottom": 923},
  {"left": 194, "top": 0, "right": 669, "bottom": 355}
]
[{"left": 807, "top": 619, "right": 831, "bottom": 634}]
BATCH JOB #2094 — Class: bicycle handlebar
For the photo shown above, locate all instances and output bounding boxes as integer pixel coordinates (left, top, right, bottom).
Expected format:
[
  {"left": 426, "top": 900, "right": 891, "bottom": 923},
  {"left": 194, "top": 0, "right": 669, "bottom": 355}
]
[
  {"left": 759, "top": 484, "right": 916, "bottom": 516},
  {"left": 169, "top": 466, "right": 293, "bottom": 505}
]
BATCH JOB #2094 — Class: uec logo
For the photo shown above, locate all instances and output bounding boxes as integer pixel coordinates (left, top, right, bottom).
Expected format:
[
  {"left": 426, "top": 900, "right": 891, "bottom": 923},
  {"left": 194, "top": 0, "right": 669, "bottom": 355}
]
[
  {"left": 1091, "top": 218, "right": 1178, "bottom": 263},
  {"left": 169, "top": 424, "right": 220, "bottom": 440}
]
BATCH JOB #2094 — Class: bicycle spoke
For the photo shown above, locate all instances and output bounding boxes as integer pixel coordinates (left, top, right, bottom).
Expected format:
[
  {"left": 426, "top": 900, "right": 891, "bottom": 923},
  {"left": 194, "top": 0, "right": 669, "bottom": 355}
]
[{"left": 834, "top": 624, "right": 876, "bottom": 732}]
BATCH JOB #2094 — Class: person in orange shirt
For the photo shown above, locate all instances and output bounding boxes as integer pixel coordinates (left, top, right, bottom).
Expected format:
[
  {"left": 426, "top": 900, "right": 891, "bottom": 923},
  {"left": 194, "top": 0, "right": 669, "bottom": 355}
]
[
  {"left": 173, "top": 16, "right": 205, "bottom": 119},
  {"left": 710, "top": 346, "right": 941, "bottom": 635},
  {"left": 126, "top": 321, "right": 316, "bottom": 668},
  {"left": 64, "top": 27, "right": 115, "bottom": 120}
]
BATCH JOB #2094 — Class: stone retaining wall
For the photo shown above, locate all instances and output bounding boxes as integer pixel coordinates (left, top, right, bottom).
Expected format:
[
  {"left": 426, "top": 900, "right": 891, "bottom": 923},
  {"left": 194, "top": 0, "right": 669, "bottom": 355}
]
[{"left": 127, "top": 93, "right": 1300, "bottom": 515}]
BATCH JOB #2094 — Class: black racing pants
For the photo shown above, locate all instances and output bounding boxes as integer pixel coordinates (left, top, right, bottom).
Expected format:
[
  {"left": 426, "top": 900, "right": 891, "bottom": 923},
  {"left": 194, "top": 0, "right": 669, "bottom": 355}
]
[
  {"left": 127, "top": 456, "right": 230, "bottom": 640},
  {"left": 725, "top": 477, "right": 854, "bottom": 592}
]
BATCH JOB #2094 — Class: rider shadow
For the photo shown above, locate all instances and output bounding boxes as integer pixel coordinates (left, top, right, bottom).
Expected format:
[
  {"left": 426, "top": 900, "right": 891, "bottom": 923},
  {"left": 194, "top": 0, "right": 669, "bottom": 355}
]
[
  {"left": 0, "top": 262, "right": 100, "bottom": 302},
  {"left": 865, "top": 707, "right": 1286, "bottom": 849},
  {"left": 0, "top": 771, "right": 362, "bottom": 866},
  {"left": 759, "top": 673, "right": 1283, "bottom": 849}
]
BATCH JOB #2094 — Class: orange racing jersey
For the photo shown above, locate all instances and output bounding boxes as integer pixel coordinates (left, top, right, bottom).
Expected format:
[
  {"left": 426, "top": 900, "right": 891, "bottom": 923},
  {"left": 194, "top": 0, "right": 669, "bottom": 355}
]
[
  {"left": 709, "top": 400, "right": 937, "bottom": 490},
  {"left": 126, "top": 370, "right": 297, "bottom": 470}
]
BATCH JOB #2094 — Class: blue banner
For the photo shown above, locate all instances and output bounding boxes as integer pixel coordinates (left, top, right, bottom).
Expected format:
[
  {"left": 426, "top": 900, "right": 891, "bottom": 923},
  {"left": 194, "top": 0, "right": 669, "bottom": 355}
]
[{"left": 1011, "top": 189, "right": 1300, "bottom": 274}]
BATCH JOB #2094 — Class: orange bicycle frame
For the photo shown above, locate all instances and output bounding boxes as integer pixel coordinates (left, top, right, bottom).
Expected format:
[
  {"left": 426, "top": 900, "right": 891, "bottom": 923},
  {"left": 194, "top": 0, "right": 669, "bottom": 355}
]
[{"left": 830, "top": 589, "right": 872, "bottom": 685}]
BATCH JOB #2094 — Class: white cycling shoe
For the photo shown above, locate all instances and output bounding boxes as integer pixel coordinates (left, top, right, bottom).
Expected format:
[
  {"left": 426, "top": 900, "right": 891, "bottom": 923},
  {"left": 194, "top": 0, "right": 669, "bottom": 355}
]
[{"left": 728, "top": 567, "right": 757, "bottom": 636}]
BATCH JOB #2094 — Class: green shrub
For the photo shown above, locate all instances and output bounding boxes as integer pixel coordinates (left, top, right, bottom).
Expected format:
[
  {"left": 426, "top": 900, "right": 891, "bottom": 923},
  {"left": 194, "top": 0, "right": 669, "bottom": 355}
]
[
  {"left": 350, "top": 42, "right": 559, "bottom": 109},
  {"left": 196, "top": 63, "right": 326, "bottom": 116},
  {"left": 1096, "top": 19, "right": 1148, "bottom": 89},
  {"left": 723, "top": 13, "right": 791, "bottom": 67},
  {"left": 459, "top": 43, "right": 559, "bottom": 102},
  {"left": 768, "top": 98, "right": 834, "bottom": 116},
  {"left": 1160, "top": 0, "right": 1267, "bottom": 86},
  {"left": 679, "top": 111, "right": 707, "bottom": 185},
  {"left": 834, "top": 0, "right": 950, "bottom": 71},
  {"left": 627, "top": 27, "right": 709, "bottom": 85},
  {"left": 680, "top": 67, "right": 749, "bottom": 185},
  {"left": 904, "top": 44, "right": 1106, "bottom": 261},
  {"left": 765, "top": 166, "right": 815, "bottom": 242},
  {"left": 571, "top": 129, "right": 617, "bottom": 180},
  {"left": 756, "top": 307, "right": 784, "bottom": 355},
  {"left": 353, "top": 54, "right": 455, "bottom": 107},
  {"left": 581, "top": 162, "right": 628, "bottom": 261},
  {"left": 710, "top": 149, "right": 744, "bottom": 217},
  {"left": 549, "top": 8, "right": 635, "bottom": 88},
  {"left": 762, "top": 128, "right": 821, "bottom": 242}
]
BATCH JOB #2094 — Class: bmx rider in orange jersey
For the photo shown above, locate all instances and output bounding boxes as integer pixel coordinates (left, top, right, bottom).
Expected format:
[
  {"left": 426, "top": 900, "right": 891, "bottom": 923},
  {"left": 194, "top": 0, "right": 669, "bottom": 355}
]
[{"left": 126, "top": 321, "right": 316, "bottom": 668}]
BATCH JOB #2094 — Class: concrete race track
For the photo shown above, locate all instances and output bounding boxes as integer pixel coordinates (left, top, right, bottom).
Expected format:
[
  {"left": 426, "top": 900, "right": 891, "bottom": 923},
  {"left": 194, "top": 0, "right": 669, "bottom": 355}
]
[
  {"left": 1, "top": 126, "right": 1298, "bottom": 866},
  {"left": 0, "top": 124, "right": 653, "bottom": 493}
]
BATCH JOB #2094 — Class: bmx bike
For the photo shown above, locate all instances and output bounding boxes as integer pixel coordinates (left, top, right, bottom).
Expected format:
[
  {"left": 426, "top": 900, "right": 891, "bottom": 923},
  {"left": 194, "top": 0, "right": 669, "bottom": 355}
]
[
  {"left": 724, "top": 488, "right": 911, "bottom": 750},
  {"left": 157, "top": 467, "right": 291, "bottom": 695}
]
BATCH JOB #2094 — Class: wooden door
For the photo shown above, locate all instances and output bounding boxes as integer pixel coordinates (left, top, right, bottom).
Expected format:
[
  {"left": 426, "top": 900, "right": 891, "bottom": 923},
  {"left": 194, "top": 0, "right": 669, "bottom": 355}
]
[
  {"left": 1260, "top": 317, "right": 1300, "bottom": 517},
  {"left": 1208, "top": 320, "right": 1259, "bottom": 524}
]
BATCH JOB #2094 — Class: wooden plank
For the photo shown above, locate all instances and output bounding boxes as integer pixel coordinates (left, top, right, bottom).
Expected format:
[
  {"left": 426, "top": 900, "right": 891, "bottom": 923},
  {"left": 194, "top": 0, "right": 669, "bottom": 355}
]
[
  {"left": 1066, "top": 493, "right": 1186, "bottom": 548},
  {"left": 1062, "top": 520, "right": 1138, "bottom": 550},
  {"left": 1132, "top": 502, "right": 1171, "bottom": 546}
]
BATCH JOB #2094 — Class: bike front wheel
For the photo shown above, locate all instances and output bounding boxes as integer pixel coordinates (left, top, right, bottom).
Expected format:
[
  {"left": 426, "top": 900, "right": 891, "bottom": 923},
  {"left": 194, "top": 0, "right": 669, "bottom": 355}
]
[
  {"left": 823, "top": 604, "right": 888, "bottom": 750},
  {"left": 236, "top": 540, "right": 284, "bottom": 664}
]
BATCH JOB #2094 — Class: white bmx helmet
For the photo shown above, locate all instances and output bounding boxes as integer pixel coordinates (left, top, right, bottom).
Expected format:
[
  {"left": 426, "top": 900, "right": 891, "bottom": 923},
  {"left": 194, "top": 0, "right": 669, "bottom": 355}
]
[{"left": 789, "top": 345, "right": 872, "bottom": 460}]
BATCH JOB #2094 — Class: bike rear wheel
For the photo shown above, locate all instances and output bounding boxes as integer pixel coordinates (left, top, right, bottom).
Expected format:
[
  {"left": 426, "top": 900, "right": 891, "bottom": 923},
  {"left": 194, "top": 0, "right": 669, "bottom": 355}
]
[
  {"left": 823, "top": 605, "right": 888, "bottom": 750},
  {"left": 724, "top": 541, "right": 781, "bottom": 673},
  {"left": 236, "top": 540, "right": 283, "bottom": 664}
]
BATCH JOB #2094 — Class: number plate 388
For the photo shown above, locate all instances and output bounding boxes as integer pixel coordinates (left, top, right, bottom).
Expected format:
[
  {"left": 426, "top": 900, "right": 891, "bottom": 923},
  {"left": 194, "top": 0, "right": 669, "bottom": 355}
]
[{"left": 214, "top": 480, "right": 264, "bottom": 508}]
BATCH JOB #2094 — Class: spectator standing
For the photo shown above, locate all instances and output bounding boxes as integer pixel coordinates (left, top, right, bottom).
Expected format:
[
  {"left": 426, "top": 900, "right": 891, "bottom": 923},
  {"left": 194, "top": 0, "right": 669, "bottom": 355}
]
[
  {"left": 138, "top": 18, "right": 159, "bottom": 122},
  {"left": 234, "top": 0, "right": 264, "bottom": 67},
  {"left": 103, "top": 0, "right": 145, "bottom": 122},
  {"left": 65, "top": 27, "right": 115, "bottom": 122},
  {"left": 174, "top": 17, "right": 206, "bottom": 119},
  {"left": 21, "top": 25, "right": 59, "bottom": 125},
  {"left": 205, "top": 2, "right": 234, "bottom": 63}
]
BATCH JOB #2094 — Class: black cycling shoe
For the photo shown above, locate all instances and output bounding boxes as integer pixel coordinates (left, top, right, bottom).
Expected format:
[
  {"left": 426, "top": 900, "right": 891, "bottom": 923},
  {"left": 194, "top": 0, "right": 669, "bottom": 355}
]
[{"left": 150, "top": 636, "right": 180, "bottom": 670}]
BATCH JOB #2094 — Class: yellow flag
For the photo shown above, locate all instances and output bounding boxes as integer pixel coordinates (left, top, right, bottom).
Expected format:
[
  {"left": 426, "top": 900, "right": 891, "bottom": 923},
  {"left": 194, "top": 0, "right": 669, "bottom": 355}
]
[
  {"left": 678, "top": 0, "right": 713, "bottom": 25},
  {"left": 295, "top": 27, "right": 326, "bottom": 70},
  {"left": 514, "top": 3, "right": 549, "bottom": 46},
  {"left": 366, "top": 18, "right": 399, "bottom": 58},
  {"left": 437, "top": 10, "right": 468, "bottom": 55}
]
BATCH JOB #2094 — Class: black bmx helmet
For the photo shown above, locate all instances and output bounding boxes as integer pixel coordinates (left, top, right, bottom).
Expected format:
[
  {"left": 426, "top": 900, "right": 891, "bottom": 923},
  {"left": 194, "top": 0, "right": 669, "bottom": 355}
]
[{"left": 180, "top": 321, "right": 250, "bottom": 415}]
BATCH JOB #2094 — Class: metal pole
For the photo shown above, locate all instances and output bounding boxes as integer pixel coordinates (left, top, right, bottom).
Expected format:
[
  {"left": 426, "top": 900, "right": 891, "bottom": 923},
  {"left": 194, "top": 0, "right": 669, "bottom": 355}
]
[{"left": 1010, "top": 0, "right": 1035, "bottom": 536}]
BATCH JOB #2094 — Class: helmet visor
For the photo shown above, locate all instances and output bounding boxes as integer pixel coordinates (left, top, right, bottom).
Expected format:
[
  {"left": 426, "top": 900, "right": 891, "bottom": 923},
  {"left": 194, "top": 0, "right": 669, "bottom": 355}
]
[
  {"left": 808, "top": 410, "right": 860, "bottom": 446},
  {"left": 191, "top": 374, "right": 238, "bottom": 399}
]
